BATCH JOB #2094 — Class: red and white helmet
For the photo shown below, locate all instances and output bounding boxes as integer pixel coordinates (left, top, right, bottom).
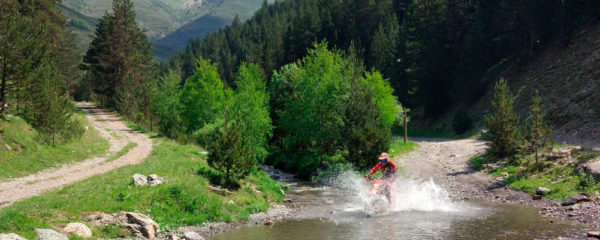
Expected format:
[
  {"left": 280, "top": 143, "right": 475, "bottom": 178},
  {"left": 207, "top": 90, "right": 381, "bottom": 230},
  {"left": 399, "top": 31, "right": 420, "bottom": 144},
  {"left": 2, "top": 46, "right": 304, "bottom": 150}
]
[{"left": 379, "top": 152, "right": 389, "bottom": 160}]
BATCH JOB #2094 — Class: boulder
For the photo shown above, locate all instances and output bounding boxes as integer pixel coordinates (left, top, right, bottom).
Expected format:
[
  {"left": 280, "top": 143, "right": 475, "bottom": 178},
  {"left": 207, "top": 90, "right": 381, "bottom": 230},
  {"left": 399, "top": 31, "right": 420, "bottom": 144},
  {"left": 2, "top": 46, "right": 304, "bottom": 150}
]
[
  {"left": 561, "top": 193, "right": 590, "bottom": 206},
  {"left": 532, "top": 195, "right": 542, "bottom": 200},
  {"left": 115, "top": 212, "right": 159, "bottom": 239},
  {"left": 536, "top": 187, "right": 551, "bottom": 196},
  {"left": 183, "top": 232, "right": 204, "bottom": 240},
  {"left": 147, "top": 174, "right": 165, "bottom": 186},
  {"left": 583, "top": 160, "right": 600, "bottom": 182},
  {"left": 35, "top": 229, "right": 68, "bottom": 240},
  {"left": 283, "top": 198, "right": 293, "bottom": 203},
  {"left": 588, "top": 231, "right": 600, "bottom": 239},
  {"left": 0, "top": 233, "right": 27, "bottom": 240},
  {"left": 63, "top": 222, "right": 92, "bottom": 238},
  {"left": 83, "top": 211, "right": 117, "bottom": 226},
  {"left": 133, "top": 174, "right": 148, "bottom": 186}
]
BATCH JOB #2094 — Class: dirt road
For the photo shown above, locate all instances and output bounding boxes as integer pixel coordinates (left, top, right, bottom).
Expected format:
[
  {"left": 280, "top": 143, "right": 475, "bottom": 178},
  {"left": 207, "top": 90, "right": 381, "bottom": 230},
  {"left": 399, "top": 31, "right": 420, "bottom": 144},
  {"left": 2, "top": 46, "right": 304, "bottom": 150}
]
[
  {"left": 397, "top": 138, "right": 600, "bottom": 229},
  {"left": 0, "top": 103, "right": 152, "bottom": 209}
]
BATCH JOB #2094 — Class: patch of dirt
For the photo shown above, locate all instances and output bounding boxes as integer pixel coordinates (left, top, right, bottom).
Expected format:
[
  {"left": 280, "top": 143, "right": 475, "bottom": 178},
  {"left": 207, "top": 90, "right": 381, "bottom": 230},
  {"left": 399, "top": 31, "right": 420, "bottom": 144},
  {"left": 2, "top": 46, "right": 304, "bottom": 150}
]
[
  {"left": 0, "top": 102, "right": 153, "bottom": 209},
  {"left": 398, "top": 138, "right": 600, "bottom": 235}
]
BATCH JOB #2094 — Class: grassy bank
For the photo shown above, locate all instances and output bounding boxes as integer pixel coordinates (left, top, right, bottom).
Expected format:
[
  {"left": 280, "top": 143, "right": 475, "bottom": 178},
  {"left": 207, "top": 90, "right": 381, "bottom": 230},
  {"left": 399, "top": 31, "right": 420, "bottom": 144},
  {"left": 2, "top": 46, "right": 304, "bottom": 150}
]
[
  {"left": 472, "top": 149, "right": 600, "bottom": 200},
  {"left": 0, "top": 139, "right": 284, "bottom": 239},
  {"left": 0, "top": 113, "right": 109, "bottom": 180}
]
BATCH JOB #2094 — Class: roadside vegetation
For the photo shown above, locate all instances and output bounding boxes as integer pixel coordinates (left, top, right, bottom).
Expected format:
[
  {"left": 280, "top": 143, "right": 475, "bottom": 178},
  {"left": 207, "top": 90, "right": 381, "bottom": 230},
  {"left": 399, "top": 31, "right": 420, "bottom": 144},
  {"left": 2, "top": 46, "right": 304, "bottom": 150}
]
[
  {"left": 0, "top": 139, "right": 284, "bottom": 239},
  {"left": 473, "top": 79, "right": 600, "bottom": 199},
  {"left": 0, "top": 112, "right": 108, "bottom": 180}
]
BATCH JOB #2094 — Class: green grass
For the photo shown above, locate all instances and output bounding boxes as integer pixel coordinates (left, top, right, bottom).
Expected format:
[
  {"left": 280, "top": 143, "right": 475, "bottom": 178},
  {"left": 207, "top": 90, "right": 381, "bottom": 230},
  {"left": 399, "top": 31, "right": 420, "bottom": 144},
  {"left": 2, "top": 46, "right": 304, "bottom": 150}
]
[
  {"left": 488, "top": 153, "right": 600, "bottom": 200},
  {"left": 0, "top": 114, "right": 109, "bottom": 180},
  {"left": 469, "top": 156, "right": 486, "bottom": 170},
  {"left": 106, "top": 142, "right": 138, "bottom": 162},
  {"left": 0, "top": 139, "right": 284, "bottom": 239},
  {"left": 388, "top": 138, "right": 418, "bottom": 158}
]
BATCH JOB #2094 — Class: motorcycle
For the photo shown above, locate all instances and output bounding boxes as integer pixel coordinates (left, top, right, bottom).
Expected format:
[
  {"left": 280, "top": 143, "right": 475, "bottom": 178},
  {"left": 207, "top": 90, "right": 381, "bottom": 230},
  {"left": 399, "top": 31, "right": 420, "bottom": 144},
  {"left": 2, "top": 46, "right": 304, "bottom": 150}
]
[{"left": 364, "top": 176, "right": 391, "bottom": 217}]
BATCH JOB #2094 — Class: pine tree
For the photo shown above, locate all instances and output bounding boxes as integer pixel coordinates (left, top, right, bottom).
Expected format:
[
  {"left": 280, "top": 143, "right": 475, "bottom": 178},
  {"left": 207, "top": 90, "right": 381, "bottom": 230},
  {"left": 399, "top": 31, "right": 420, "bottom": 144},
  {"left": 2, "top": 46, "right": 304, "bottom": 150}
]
[
  {"left": 525, "top": 91, "right": 552, "bottom": 163},
  {"left": 484, "top": 79, "right": 520, "bottom": 160},
  {"left": 83, "top": 0, "right": 156, "bottom": 122}
]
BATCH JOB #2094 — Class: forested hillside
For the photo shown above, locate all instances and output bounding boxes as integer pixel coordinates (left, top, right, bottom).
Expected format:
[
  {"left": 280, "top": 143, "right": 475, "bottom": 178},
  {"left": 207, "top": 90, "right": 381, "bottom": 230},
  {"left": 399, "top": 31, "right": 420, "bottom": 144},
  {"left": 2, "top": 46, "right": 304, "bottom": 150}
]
[{"left": 165, "top": 0, "right": 600, "bottom": 123}]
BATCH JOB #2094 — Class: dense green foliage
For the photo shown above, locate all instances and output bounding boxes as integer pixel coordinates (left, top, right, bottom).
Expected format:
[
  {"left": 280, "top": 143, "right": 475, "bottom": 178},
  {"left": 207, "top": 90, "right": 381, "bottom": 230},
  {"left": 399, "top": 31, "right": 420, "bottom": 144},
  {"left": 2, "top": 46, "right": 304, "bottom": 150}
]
[
  {"left": 82, "top": 0, "right": 156, "bottom": 126},
  {"left": 484, "top": 79, "right": 520, "bottom": 159},
  {"left": 0, "top": 139, "right": 284, "bottom": 239},
  {"left": 0, "top": 0, "right": 84, "bottom": 143},
  {"left": 165, "top": 0, "right": 600, "bottom": 120},
  {"left": 268, "top": 43, "right": 399, "bottom": 176}
]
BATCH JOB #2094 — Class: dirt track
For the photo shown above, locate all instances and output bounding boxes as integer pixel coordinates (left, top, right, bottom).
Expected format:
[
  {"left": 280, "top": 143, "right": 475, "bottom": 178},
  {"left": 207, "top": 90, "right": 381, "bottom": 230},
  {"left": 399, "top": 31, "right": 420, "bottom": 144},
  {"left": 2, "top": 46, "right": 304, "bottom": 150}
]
[
  {"left": 0, "top": 103, "right": 152, "bottom": 209},
  {"left": 398, "top": 138, "right": 600, "bottom": 231}
]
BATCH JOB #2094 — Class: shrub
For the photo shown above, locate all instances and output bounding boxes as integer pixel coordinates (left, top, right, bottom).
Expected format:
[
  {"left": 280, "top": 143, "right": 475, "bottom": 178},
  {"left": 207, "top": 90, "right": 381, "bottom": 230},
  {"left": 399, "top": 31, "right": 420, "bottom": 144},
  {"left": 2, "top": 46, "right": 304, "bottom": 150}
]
[{"left": 484, "top": 79, "right": 520, "bottom": 160}]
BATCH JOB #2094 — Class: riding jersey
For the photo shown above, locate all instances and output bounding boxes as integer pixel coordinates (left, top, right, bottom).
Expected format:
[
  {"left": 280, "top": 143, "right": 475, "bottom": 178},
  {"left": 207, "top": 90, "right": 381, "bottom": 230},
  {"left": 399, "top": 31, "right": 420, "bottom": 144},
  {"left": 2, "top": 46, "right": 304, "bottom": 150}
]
[{"left": 368, "top": 161, "right": 397, "bottom": 180}]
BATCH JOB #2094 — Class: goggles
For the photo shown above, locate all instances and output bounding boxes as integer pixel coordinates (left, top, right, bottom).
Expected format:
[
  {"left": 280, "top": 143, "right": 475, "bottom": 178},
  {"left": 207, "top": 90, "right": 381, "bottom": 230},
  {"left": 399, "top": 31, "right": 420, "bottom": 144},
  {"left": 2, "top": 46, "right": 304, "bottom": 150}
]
[{"left": 379, "top": 158, "right": 387, "bottom": 163}]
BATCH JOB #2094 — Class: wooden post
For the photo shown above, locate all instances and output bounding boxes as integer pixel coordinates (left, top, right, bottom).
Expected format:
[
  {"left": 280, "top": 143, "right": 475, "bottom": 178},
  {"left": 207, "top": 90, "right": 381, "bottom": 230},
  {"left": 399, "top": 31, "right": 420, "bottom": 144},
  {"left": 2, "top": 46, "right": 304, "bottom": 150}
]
[{"left": 403, "top": 109, "right": 408, "bottom": 143}]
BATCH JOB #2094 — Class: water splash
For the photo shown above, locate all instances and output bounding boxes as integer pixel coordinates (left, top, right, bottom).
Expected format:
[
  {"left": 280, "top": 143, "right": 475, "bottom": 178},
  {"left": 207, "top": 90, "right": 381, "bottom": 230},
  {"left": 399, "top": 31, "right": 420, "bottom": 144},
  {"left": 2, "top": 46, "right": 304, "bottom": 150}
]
[{"left": 333, "top": 171, "right": 460, "bottom": 214}]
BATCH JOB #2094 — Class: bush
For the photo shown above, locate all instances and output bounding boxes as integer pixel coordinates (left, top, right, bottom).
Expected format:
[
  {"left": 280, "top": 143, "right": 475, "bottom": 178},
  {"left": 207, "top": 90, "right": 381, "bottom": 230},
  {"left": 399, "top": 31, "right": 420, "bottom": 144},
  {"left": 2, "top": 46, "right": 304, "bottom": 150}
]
[
  {"left": 469, "top": 156, "right": 486, "bottom": 170},
  {"left": 484, "top": 79, "right": 520, "bottom": 159},
  {"left": 69, "top": 18, "right": 89, "bottom": 30}
]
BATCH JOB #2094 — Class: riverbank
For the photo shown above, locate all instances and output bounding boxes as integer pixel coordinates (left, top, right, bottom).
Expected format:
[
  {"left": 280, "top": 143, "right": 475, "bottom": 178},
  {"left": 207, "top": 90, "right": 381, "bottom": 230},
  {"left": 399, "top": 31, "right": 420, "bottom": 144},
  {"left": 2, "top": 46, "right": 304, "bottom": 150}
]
[{"left": 398, "top": 138, "right": 600, "bottom": 238}]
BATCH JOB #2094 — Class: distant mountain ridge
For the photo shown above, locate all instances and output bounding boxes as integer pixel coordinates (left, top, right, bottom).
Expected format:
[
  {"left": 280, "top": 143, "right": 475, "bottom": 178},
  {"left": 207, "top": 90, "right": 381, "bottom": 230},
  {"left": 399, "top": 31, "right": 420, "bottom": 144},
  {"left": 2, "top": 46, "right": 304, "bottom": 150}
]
[{"left": 59, "top": 0, "right": 268, "bottom": 58}]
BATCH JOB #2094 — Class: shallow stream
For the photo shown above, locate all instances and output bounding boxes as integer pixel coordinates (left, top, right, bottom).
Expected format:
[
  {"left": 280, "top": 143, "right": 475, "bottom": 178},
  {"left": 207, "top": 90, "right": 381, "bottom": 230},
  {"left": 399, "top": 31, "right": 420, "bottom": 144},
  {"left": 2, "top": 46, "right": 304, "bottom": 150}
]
[{"left": 210, "top": 173, "right": 586, "bottom": 239}]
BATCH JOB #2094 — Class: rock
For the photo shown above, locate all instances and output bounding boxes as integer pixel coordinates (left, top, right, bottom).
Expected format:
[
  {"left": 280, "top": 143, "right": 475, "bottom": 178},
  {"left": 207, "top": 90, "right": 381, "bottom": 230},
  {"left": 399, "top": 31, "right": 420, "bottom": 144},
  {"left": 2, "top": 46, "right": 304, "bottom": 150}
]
[
  {"left": 588, "top": 231, "right": 600, "bottom": 239},
  {"left": 35, "top": 229, "right": 68, "bottom": 240},
  {"left": 532, "top": 195, "right": 542, "bottom": 200},
  {"left": 583, "top": 160, "right": 600, "bottom": 182},
  {"left": 183, "top": 232, "right": 204, "bottom": 240},
  {"left": 115, "top": 212, "right": 159, "bottom": 239},
  {"left": 167, "top": 233, "right": 181, "bottom": 240},
  {"left": 148, "top": 174, "right": 165, "bottom": 186},
  {"left": 283, "top": 198, "right": 293, "bottom": 203},
  {"left": 83, "top": 211, "right": 116, "bottom": 226},
  {"left": 63, "top": 222, "right": 92, "bottom": 238},
  {"left": 561, "top": 193, "right": 590, "bottom": 206},
  {"left": 324, "top": 200, "right": 334, "bottom": 205},
  {"left": 264, "top": 220, "right": 275, "bottom": 226},
  {"left": 132, "top": 174, "right": 148, "bottom": 186},
  {"left": 0, "top": 233, "right": 27, "bottom": 240},
  {"left": 536, "top": 187, "right": 551, "bottom": 196}
]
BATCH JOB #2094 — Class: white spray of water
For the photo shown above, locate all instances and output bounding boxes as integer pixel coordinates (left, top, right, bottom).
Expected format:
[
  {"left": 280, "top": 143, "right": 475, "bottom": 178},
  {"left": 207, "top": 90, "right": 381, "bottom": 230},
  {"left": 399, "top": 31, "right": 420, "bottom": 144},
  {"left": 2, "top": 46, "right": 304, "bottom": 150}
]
[{"left": 333, "top": 171, "right": 460, "bottom": 214}]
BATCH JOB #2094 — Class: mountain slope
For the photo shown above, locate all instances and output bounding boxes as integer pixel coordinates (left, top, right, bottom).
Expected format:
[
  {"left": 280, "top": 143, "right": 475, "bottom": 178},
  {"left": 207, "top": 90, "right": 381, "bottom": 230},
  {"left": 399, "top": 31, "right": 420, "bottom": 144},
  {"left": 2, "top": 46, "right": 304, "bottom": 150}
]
[
  {"left": 504, "top": 22, "right": 600, "bottom": 146},
  {"left": 59, "top": 0, "right": 268, "bottom": 56}
]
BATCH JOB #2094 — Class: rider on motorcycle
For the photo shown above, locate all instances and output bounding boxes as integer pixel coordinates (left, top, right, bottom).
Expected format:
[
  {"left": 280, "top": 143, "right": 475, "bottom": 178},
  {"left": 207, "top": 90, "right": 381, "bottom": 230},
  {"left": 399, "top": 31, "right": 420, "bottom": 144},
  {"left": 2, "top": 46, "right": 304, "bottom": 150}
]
[{"left": 365, "top": 152, "right": 397, "bottom": 201}]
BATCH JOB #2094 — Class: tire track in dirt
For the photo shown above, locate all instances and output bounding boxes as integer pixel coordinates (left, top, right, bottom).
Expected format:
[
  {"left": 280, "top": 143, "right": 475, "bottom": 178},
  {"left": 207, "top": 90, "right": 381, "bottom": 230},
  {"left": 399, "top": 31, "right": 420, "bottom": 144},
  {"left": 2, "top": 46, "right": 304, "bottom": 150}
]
[{"left": 0, "top": 103, "right": 152, "bottom": 209}]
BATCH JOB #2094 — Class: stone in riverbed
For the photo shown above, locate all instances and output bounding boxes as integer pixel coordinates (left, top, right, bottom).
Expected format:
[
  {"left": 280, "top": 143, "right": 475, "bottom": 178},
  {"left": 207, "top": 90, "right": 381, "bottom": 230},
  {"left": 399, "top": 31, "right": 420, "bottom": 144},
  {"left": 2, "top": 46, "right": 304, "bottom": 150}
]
[
  {"left": 561, "top": 193, "right": 590, "bottom": 206},
  {"left": 35, "top": 229, "right": 68, "bottom": 240},
  {"left": 588, "top": 231, "right": 600, "bottom": 239},
  {"left": 183, "top": 231, "right": 204, "bottom": 240},
  {"left": 0, "top": 233, "right": 27, "bottom": 240},
  {"left": 264, "top": 220, "right": 275, "bottom": 226},
  {"left": 62, "top": 222, "right": 92, "bottom": 238}
]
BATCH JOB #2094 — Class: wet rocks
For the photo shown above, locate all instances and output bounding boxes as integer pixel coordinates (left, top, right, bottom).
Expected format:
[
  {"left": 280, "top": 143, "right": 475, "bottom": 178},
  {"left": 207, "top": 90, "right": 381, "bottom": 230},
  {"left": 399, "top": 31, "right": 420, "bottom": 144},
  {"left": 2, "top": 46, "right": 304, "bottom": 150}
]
[
  {"left": 62, "top": 223, "right": 92, "bottom": 238},
  {"left": 0, "top": 233, "right": 27, "bottom": 240},
  {"left": 132, "top": 174, "right": 165, "bottom": 187},
  {"left": 264, "top": 220, "right": 275, "bottom": 226},
  {"left": 561, "top": 193, "right": 590, "bottom": 206},
  {"left": 115, "top": 212, "right": 160, "bottom": 239},
  {"left": 536, "top": 187, "right": 551, "bottom": 196},
  {"left": 35, "top": 229, "right": 68, "bottom": 240},
  {"left": 183, "top": 232, "right": 204, "bottom": 240}
]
